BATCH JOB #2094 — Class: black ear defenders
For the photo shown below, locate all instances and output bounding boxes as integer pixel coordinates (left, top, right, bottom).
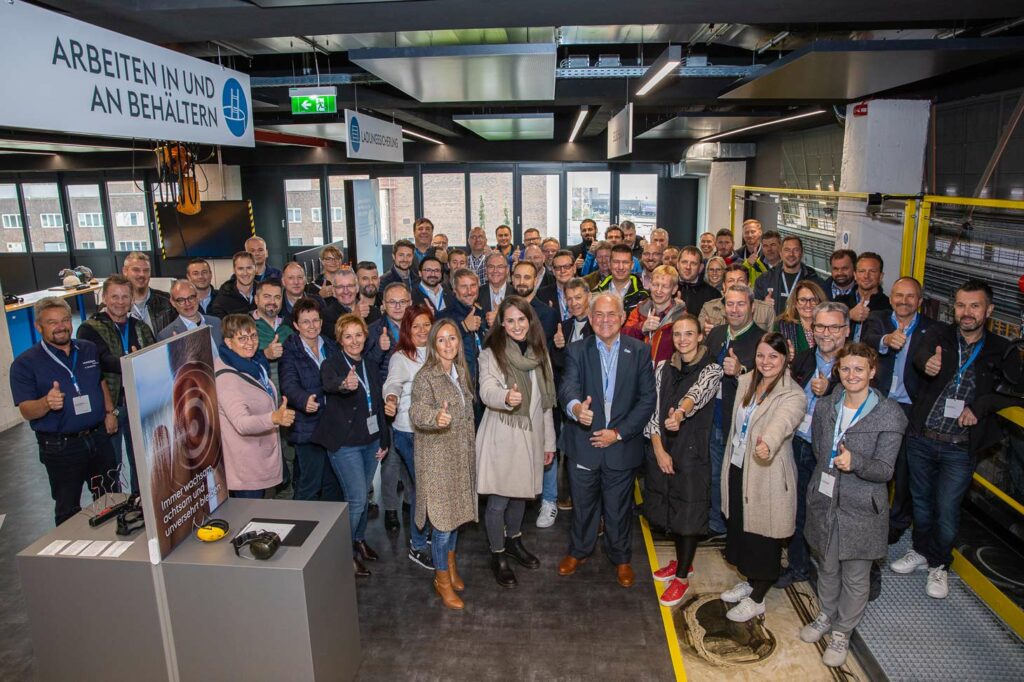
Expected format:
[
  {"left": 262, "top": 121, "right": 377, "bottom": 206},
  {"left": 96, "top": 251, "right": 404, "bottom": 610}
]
[
  {"left": 194, "top": 517, "right": 230, "bottom": 542},
  {"left": 116, "top": 508, "right": 145, "bottom": 536},
  {"left": 232, "top": 530, "right": 281, "bottom": 560}
]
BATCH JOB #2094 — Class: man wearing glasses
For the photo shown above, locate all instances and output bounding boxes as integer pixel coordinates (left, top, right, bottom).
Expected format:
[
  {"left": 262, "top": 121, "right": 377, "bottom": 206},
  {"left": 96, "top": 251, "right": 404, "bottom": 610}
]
[
  {"left": 158, "top": 279, "right": 223, "bottom": 347},
  {"left": 477, "top": 251, "right": 510, "bottom": 327},
  {"left": 538, "top": 250, "right": 578, "bottom": 321},
  {"left": 781, "top": 302, "right": 849, "bottom": 588}
]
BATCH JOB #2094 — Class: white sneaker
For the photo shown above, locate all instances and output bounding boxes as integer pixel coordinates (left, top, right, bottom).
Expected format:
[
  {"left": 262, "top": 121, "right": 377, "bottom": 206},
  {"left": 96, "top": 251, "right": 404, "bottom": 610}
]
[
  {"left": 535, "top": 500, "right": 558, "bottom": 529},
  {"left": 800, "top": 612, "right": 832, "bottom": 643},
  {"left": 822, "top": 631, "right": 849, "bottom": 667},
  {"left": 726, "top": 596, "right": 765, "bottom": 622},
  {"left": 926, "top": 566, "right": 949, "bottom": 599},
  {"left": 720, "top": 581, "right": 753, "bottom": 603},
  {"left": 890, "top": 549, "right": 928, "bottom": 574}
]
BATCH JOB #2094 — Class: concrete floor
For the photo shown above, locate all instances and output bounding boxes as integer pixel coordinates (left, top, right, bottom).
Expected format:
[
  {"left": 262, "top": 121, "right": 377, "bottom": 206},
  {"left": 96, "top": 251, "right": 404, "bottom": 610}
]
[{"left": 0, "top": 421, "right": 674, "bottom": 681}]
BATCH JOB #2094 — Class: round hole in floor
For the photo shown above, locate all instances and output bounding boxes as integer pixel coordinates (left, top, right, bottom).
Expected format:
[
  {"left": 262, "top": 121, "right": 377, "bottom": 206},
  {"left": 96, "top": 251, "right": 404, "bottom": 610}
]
[{"left": 673, "top": 593, "right": 777, "bottom": 667}]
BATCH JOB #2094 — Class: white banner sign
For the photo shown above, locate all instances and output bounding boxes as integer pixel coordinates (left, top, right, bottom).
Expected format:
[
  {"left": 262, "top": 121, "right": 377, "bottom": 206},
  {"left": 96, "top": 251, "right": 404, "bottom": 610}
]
[
  {"left": 0, "top": 1, "right": 254, "bottom": 147},
  {"left": 607, "top": 103, "right": 633, "bottom": 159},
  {"left": 345, "top": 109, "right": 403, "bottom": 163},
  {"left": 352, "top": 179, "right": 383, "bottom": 268}
]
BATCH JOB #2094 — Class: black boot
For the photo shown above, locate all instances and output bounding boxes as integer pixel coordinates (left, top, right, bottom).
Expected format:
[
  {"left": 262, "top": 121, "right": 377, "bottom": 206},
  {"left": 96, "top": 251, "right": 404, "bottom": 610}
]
[
  {"left": 504, "top": 535, "right": 540, "bottom": 569},
  {"left": 385, "top": 510, "right": 400, "bottom": 535},
  {"left": 490, "top": 551, "right": 517, "bottom": 588}
]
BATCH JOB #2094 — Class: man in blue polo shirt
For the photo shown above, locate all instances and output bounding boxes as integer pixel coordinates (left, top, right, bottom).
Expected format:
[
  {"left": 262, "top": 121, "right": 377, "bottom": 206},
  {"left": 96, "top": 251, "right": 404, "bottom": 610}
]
[{"left": 10, "top": 297, "right": 119, "bottom": 525}]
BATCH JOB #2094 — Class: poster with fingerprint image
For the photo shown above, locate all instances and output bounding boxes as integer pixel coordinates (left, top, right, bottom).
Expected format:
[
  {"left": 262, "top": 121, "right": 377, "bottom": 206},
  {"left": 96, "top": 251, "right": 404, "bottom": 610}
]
[{"left": 122, "top": 326, "right": 228, "bottom": 561}]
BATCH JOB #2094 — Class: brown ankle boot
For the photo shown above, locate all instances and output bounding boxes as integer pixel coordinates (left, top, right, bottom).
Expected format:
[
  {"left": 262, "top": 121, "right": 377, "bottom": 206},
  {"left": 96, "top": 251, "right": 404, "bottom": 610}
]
[
  {"left": 434, "top": 569, "right": 464, "bottom": 610},
  {"left": 448, "top": 552, "right": 465, "bottom": 592}
]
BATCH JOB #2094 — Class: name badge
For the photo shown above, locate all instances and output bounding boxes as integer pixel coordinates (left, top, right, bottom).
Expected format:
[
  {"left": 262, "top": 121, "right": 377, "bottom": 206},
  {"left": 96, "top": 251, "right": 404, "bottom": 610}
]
[
  {"left": 943, "top": 398, "right": 966, "bottom": 419},
  {"left": 72, "top": 394, "right": 92, "bottom": 416},
  {"left": 730, "top": 439, "right": 745, "bottom": 468},
  {"left": 799, "top": 413, "right": 813, "bottom": 435},
  {"left": 818, "top": 472, "right": 836, "bottom": 498},
  {"left": 367, "top": 416, "right": 379, "bottom": 435},
  {"left": 716, "top": 383, "right": 723, "bottom": 400}
]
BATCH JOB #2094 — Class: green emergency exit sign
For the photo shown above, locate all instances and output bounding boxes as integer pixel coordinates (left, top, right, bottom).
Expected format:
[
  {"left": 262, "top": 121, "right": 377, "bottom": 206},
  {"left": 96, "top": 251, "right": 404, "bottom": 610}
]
[{"left": 288, "top": 86, "right": 338, "bottom": 115}]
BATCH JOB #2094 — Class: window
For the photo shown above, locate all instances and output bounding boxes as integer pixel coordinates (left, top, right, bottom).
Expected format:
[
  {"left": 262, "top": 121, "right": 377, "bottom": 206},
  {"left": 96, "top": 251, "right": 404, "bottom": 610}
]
[
  {"left": 285, "top": 178, "right": 323, "bottom": 248},
  {"left": 3, "top": 214, "right": 22, "bottom": 229},
  {"left": 107, "top": 181, "right": 151, "bottom": 252},
  {"left": 115, "top": 211, "right": 144, "bottom": 227},
  {"left": 469, "top": 172, "right": 513, "bottom": 247},
  {"left": 566, "top": 171, "right": 610, "bottom": 245},
  {"left": 80, "top": 241, "right": 107, "bottom": 249},
  {"left": 422, "top": 173, "right": 466, "bottom": 240},
  {"left": 289, "top": 237, "right": 304, "bottom": 247},
  {"left": 77, "top": 213, "right": 103, "bottom": 228},
  {"left": 0, "top": 183, "right": 27, "bottom": 254},
  {"left": 378, "top": 176, "right": 416, "bottom": 244},
  {"left": 44, "top": 242, "right": 67, "bottom": 252},
  {"left": 6, "top": 242, "right": 26, "bottom": 252},
  {"left": 117, "top": 240, "right": 149, "bottom": 251},
  {"left": 520, "top": 174, "right": 560, "bottom": 241},
  {"left": 327, "top": 174, "right": 370, "bottom": 243},
  {"left": 22, "top": 183, "right": 66, "bottom": 253},
  {"left": 67, "top": 185, "right": 106, "bottom": 250},
  {"left": 617, "top": 174, "right": 658, "bottom": 241}
]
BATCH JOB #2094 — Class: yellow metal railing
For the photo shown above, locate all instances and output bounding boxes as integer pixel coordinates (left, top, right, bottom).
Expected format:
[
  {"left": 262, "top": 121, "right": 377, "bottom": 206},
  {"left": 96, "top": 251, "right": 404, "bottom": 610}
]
[{"left": 728, "top": 185, "right": 870, "bottom": 236}]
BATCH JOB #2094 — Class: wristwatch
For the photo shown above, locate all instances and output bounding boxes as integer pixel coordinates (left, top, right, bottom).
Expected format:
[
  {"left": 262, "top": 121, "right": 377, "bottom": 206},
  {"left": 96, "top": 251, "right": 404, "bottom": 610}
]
[
  {"left": 613, "top": 428, "right": 622, "bottom": 441},
  {"left": 107, "top": 408, "right": 120, "bottom": 417}
]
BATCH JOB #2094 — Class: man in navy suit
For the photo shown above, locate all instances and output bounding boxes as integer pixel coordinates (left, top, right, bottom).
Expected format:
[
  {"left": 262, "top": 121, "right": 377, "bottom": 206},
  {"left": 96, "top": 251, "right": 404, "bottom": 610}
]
[
  {"left": 860, "top": 276, "right": 936, "bottom": 543},
  {"left": 557, "top": 292, "right": 656, "bottom": 587}
]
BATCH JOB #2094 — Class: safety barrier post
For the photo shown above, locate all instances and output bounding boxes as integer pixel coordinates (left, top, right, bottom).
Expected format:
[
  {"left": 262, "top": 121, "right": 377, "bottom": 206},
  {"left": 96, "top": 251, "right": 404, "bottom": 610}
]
[{"left": 900, "top": 199, "right": 918, "bottom": 278}]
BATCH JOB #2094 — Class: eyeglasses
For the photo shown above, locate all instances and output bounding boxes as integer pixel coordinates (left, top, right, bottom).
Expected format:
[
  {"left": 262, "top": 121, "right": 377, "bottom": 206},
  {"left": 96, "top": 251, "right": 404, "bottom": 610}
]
[
  {"left": 231, "top": 333, "right": 259, "bottom": 343},
  {"left": 796, "top": 297, "right": 819, "bottom": 305},
  {"left": 296, "top": 318, "right": 322, "bottom": 327},
  {"left": 385, "top": 299, "right": 411, "bottom": 307},
  {"left": 172, "top": 295, "right": 198, "bottom": 305},
  {"left": 552, "top": 264, "right": 574, "bottom": 272},
  {"left": 422, "top": 268, "right": 442, "bottom": 275},
  {"left": 336, "top": 283, "right": 357, "bottom": 289},
  {"left": 812, "top": 323, "right": 848, "bottom": 334},
  {"left": 322, "top": 256, "right": 341, "bottom": 263},
  {"left": 486, "top": 264, "right": 506, "bottom": 271}
]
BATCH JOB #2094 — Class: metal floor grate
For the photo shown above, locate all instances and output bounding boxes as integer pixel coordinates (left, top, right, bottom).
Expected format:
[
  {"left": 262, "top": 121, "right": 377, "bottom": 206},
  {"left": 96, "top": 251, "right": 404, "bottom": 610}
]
[{"left": 857, "top": 537, "right": 1024, "bottom": 681}]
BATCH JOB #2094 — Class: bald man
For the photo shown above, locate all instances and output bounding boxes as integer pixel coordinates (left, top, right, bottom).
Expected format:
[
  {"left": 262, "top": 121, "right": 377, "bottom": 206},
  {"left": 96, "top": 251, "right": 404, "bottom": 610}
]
[{"left": 245, "top": 236, "right": 283, "bottom": 282}]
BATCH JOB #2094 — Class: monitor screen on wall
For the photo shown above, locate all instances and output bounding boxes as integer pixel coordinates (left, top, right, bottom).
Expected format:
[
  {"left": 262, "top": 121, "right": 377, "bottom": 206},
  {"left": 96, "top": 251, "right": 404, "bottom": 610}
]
[{"left": 155, "top": 200, "right": 254, "bottom": 259}]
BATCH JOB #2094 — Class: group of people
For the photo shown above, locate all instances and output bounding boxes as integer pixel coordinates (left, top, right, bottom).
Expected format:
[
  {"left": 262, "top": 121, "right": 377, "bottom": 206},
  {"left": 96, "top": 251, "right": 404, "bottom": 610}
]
[{"left": 11, "top": 217, "right": 1021, "bottom": 670}]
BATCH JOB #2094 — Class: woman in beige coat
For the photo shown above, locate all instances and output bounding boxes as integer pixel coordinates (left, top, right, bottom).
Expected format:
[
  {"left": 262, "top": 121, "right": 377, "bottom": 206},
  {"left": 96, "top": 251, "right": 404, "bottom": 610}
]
[
  {"left": 476, "top": 296, "right": 556, "bottom": 588},
  {"left": 409, "top": 318, "right": 477, "bottom": 610},
  {"left": 719, "top": 331, "right": 807, "bottom": 623}
]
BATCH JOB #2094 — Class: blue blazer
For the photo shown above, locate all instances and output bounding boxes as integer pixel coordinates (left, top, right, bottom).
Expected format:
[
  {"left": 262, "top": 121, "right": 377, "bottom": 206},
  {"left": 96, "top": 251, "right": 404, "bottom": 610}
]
[
  {"left": 557, "top": 334, "right": 656, "bottom": 471},
  {"left": 157, "top": 314, "right": 223, "bottom": 348},
  {"left": 279, "top": 333, "right": 340, "bottom": 445},
  {"left": 860, "top": 310, "right": 936, "bottom": 401}
]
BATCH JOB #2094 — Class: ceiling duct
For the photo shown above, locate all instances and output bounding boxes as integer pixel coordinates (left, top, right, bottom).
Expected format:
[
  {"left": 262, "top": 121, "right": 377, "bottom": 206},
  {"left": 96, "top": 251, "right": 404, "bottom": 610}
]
[
  {"left": 669, "top": 159, "right": 712, "bottom": 177},
  {"left": 686, "top": 142, "right": 757, "bottom": 159}
]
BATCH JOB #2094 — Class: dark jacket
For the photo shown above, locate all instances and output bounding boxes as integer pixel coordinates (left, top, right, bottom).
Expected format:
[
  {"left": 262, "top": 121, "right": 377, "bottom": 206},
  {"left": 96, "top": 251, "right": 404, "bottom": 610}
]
[
  {"left": 143, "top": 288, "right": 177, "bottom": 334},
  {"left": 535, "top": 283, "right": 562, "bottom": 317},
  {"left": 207, "top": 278, "right": 256, "bottom": 318},
  {"left": 910, "top": 324, "right": 1021, "bottom": 456},
  {"left": 704, "top": 322, "right": 762, "bottom": 434},
  {"left": 678, "top": 279, "right": 719, "bottom": 317},
  {"left": 821, "top": 276, "right": 856, "bottom": 302},
  {"left": 644, "top": 349, "right": 723, "bottom": 536},
  {"left": 477, "top": 282, "right": 509, "bottom": 316},
  {"left": 805, "top": 390, "right": 907, "bottom": 561},
  {"left": 437, "top": 299, "right": 488, "bottom": 382},
  {"left": 313, "top": 353, "right": 391, "bottom": 452},
  {"left": 380, "top": 266, "right": 416, "bottom": 292},
  {"left": 860, "top": 311, "right": 936, "bottom": 400},
  {"left": 791, "top": 348, "right": 842, "bottom": 394},
  {"left": 530, "top": 296, "right": 560, "bottom": 343},
  {"left": 753, "top": 263, "right": 823, "bottom": 315},
  {"left": 363, "top": 316, "right": 400, "bottom": 384},
  {"left": 76, "top": 313, "right": 155, "bottom": 407},
  {"left": 411, "top": 282, "right": 456, "bottom": 314},
  {"left": 551, "top": 317, "right": 593, "bottom": 381},
  {"left": 278, "top": 333, "right": 340, "bottom": 445},
  {"left": 837, "top": 290, "right": 891, "bottom": 340},
  {"left": 281, "top": 293, "right": 325, "bottom": 329},
  {"left": 321, "top": 298, "right": 382, "bottom": 342},
  {"left": 594, "top": 274, "right": 649, "bottom": 313},
  {"left": 557, "top": 334, "right": 656, "bottom": 471}
]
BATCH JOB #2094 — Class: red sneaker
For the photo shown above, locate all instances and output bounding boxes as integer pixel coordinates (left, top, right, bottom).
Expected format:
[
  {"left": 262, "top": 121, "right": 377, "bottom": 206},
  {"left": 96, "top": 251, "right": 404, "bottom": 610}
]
[
  {"left": 659, "top": 578, "right": 690, "bottom": 607},
  {"left": 652, "top": 560, "right": 678, "bottom": 582}
]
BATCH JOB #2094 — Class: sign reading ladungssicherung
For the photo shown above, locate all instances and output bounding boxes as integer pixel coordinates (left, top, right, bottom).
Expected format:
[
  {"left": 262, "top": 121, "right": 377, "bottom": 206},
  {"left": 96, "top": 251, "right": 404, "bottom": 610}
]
[
  {"left": 0, "top": 0, "right": 254, "bottom": 147},
  {"left": 345, "top": 109, "right": 404, "bottom": 163}
]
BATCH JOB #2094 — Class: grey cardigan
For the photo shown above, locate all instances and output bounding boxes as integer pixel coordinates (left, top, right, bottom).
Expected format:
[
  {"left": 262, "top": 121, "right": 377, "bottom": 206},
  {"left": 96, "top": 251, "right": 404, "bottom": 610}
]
[{"left": 804, "top": 389, "right": 908, "bottom": 562}]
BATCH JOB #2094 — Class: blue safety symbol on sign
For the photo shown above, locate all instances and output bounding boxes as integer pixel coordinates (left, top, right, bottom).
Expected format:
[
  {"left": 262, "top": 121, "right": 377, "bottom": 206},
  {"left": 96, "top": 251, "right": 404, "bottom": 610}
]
[
  {"left": 223, "top": 78, "right": 248, "bottom": 137},
  {"left": 349, "top": 116, "right": 361, "bottom": 152}
]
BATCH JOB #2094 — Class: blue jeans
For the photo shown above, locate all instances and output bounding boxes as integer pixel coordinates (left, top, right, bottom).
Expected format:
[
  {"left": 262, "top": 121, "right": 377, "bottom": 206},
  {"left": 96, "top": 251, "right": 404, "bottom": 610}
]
[
  {"left": 785, "top": 436, "right": 816, "bottom": 576},
  {"left": 328, "top": 441, "right": 380, "bottom": 543},
  {"left": 393, "top": 429, "right": 428, "bottom": 551},
  {"left": 541, "top": 458, "right": 558, "bottom": 504},
  {"left": 431, "top": 529, "right": 459, "bottom": 570},
  {"left": 709, "top": 423, "right": 726, "bottom": 534},
  {"left": 906, "top": 434, "right": 974, "bottom": 568},
  {"left": 230, "top": 489, "right": 264, "bottom": 499},
  {"left": 293, "top": 442, "right": 343, "bottom": 502}
]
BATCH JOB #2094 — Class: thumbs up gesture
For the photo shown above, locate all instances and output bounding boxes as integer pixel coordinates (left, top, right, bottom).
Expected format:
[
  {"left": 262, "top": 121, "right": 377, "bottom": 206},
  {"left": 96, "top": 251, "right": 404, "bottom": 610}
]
[
  {"left": 272, "top": 396, "right": 295, "bottom": 427},
  {"left": 436, "top": 400, "right": 452, "bottom": 428},
  {"left": 810, "top": 369, "right": 829, "bottom": 397},
  {"left": 379, "top": 325, "right": 391, "bottom": 352},
  {"left": 265, "top": 333, "right": 283, "bottom": 360},
  {"left": 506, "top": 383, "right": 523, "bottom": 408},
  {"left": 554, "top": 323, "right": 566, "bottom": 349},
  {"left": 574, "top": 395, "right": 594, "bottom": 427},
  {"left": 464, "top": 306, "right": 482, "bottom": 333},
  {"left": 754, "top": 435, "right": 770, "bottom": 460},
  {"left": 723, "top": 347, "right": 742, "bottom": 376},
  {"left": 850, "top": 297, "right": 870, "bottom": 322},
  {"left": 834, "top": 442, "right": 852, "bottom": 471},
  {"left": 925, "top": 345, "right": 943, "bottom": 377},
  {"left": 642, "top": 313, "right": 662, "bottom": 333},
  {"left": 46, "top": 380, "right": 65, "bottom": 411},
  {"left": 664, "top": 406, "right": 684, "bottom": 432},
  {"left": 486, "top": 310, "right": 497, "bottom": 327},
  {"left": 305, "top": 394, "right": 320, "bottom": 414},
  {"left": 384, "top": 393, "right": 398, "bottom": 417},
  {"left": 764, "top": 288, "right": 775, "bottom": 305},
  {"left": 342, "top": 365, "right": 359, "bottom": 391},
  {"left": 357, "top": 295, "right": 371, "bottom": 320},
  {"left": 574, "top": 253, "right": 584, "bottom": 272},
  {"left": 885, "top": 326, "right": 908, "bottom": 351}
]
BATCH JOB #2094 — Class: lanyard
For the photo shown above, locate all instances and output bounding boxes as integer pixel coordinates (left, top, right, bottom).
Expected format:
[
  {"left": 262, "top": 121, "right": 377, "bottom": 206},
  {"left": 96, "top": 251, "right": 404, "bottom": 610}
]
[
  {"left": 302, "top": 338, "right": 325, "bottom": 368},
  {"left": 42, "top": 342, "right": 81, "bottom": 394},
  {"left": 955, "top": 336, "right": 984, "bottom": 392},
  {"left": 780, "top": 270, "right": 801, "bottom": 297},
  {"left": 830, "top": 392, "right": 868, "bottom": 468},
  {"left": 738, "top": 400, "right": 759, "bottom": 442},
  {"left": 557, "top": 287, "right": 569, "bottom": 320},
  {"left": 598, "top": 340, "right": 619, "bottom": 408},
  {"left": 342, "top": 355, "right": 373, "bottom": 413},
  {"left": 420, "top": 283, "right": 445, "bottom": 311},
  {"left": 890, "top": 312, "right": 919, "bottom": 340},
  {"left": 114, "top": 321, "right": 130, "bottom": 354}
]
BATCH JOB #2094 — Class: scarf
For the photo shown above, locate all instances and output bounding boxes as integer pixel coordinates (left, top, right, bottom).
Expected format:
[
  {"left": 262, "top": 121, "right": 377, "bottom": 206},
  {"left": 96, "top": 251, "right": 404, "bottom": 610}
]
[
  {"left": 498, "top": 341, "right": 556, "bottom": 432},
  {"left": 219, "top": 342, "right": 274, "bottom": 398}
]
